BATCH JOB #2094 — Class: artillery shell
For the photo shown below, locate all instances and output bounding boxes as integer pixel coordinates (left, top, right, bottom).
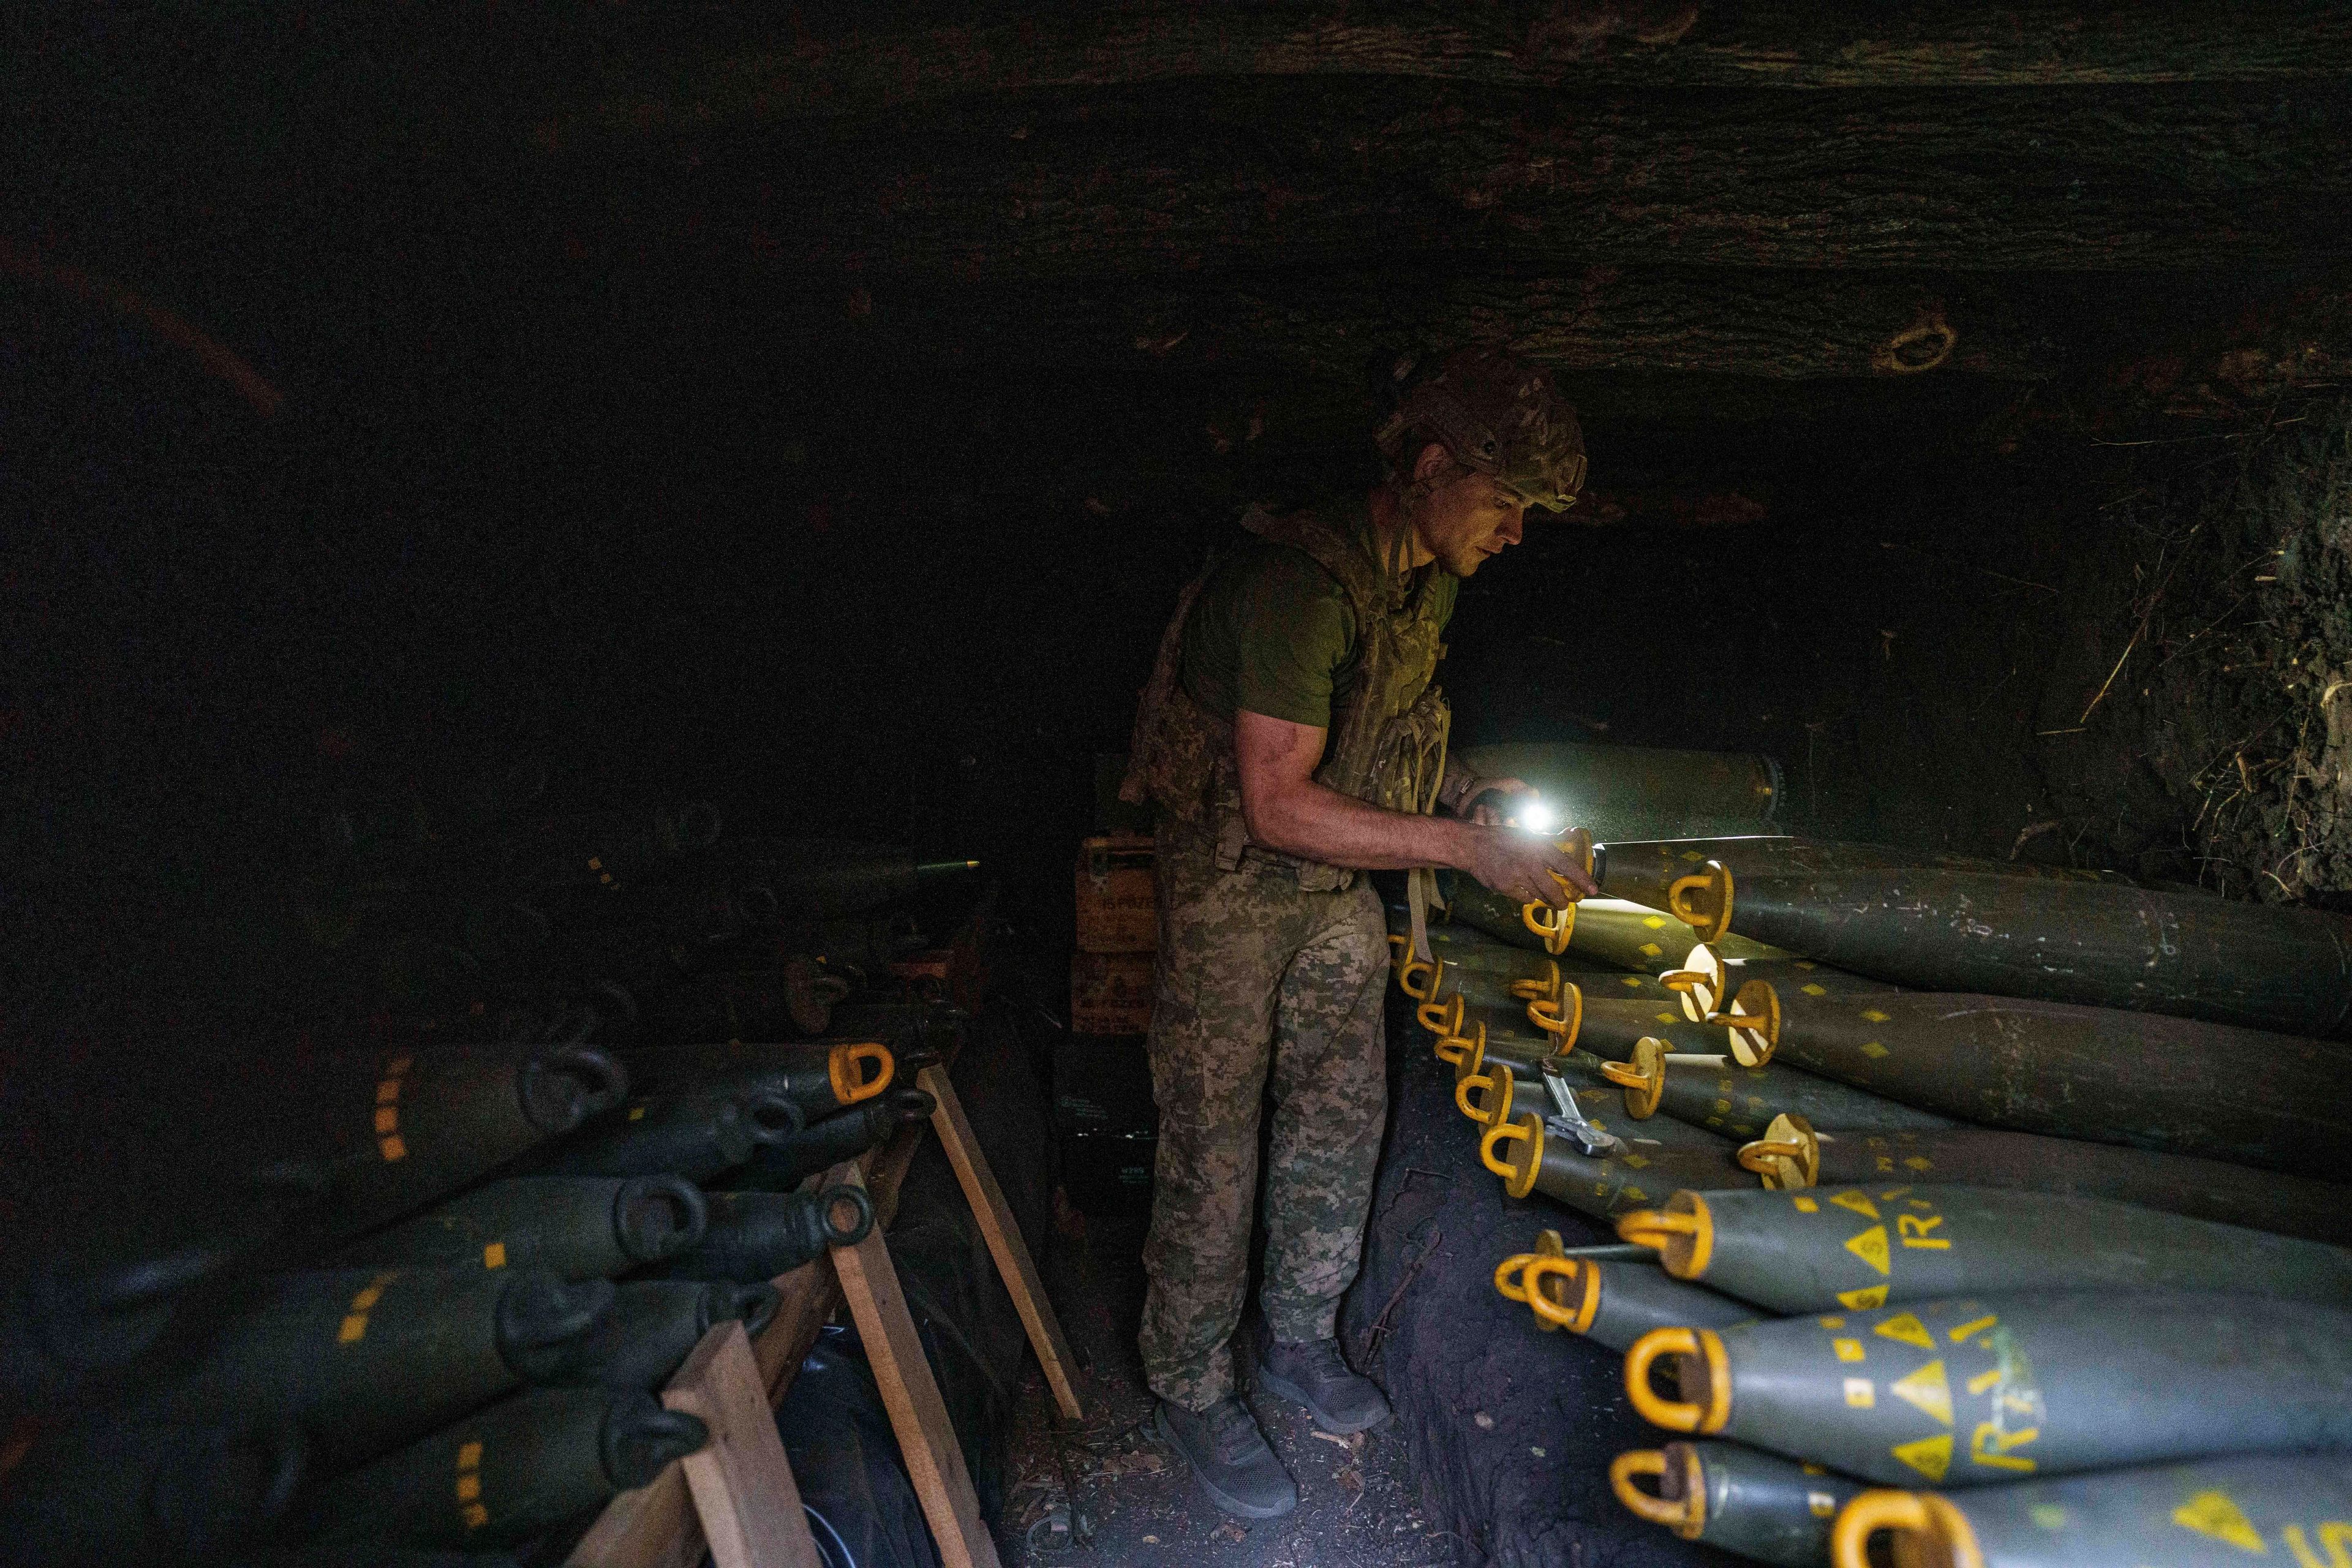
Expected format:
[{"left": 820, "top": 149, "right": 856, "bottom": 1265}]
[
  {"left": 1624, "top": 1291, "right": 2352, "bottom": 1487},
  {"left": 141, "top": 1266, "right": 612, "bottom": 1469},
  {"left": 1610, "top": 1439, "right": 1863, "bottom": 1567},
  {"left": 1724, "top": 867, "right": 2352, "bottom": 1035},
  {"left": 723, "top": 1087, "right": 938, "bottom": 1191},
  {"left": 0, "top": 1414, "right": 304, "bottom": 1565},
  {"left": 1766, "top": 989, "right": 2352, "bottom": 1178},
  {"left": 1795, "top": 1126, "right": 2352, "bottom": 1246},
  {"left": 544, "top": 1279, "right": 780, "bottom": 1390},
  {"left": 336, "top": 1175, "right": 707, "bottom": 1278},
  {"left": 1832, "top": 1452, "right": 2352, "bottom": 1568},
  {"left": 656, "top": 1186, "right": 878, "bottom": 1282},
  {"left": 298, "top": 1387, "right": 706, "bottom": 1548},
  {"left": 1617, "top": 1183, "right": 2352, "bottom": 1313}
]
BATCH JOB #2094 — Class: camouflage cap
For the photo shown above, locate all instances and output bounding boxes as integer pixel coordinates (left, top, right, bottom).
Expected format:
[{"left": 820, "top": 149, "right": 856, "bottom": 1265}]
[{"left": 1378, "top": 347, "right": 1586, "bottom": 512}]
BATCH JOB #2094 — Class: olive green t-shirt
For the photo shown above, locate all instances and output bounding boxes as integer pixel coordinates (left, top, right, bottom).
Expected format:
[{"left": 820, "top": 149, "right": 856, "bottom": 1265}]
[{"left": 1177, "top": 511, "right": 1459, "bottom": 729}]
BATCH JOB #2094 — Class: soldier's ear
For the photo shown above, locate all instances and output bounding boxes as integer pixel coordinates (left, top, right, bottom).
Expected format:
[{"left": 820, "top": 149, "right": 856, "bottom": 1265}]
[{"left": 1412, "top": 441, "right": 1455, "bottom": 486}]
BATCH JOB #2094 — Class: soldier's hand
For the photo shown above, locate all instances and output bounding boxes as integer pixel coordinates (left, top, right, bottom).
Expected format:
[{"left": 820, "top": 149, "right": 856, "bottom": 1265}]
[
  {"left": 1465, "top": 826, "right": 1599, "bottom": 908},
  {"left": 1460, "top": 775, "right": 1535, "bottom": 826}
]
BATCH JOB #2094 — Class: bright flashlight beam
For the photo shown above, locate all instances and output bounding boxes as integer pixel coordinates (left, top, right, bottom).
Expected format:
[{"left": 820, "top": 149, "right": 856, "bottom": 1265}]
[{"left": 1513, "top": 797, "right": 1559, "bottom": 835}]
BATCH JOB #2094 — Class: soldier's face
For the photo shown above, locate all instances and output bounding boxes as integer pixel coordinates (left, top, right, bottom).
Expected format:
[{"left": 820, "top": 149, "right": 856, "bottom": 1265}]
[{"left": 1414, "top": 465, "right": 1528, "bottom": 576}]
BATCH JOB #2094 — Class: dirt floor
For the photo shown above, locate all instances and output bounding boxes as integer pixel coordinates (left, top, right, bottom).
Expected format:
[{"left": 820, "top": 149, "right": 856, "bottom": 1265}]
[{"left": 997, "top": 1202, "right": 1452, "bottom": 1568}]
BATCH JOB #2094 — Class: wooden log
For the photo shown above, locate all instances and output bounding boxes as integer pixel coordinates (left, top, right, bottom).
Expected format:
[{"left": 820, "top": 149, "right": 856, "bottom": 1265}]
[
  {"left": 579, "top": 2, "right": 2352, "bottom": 128},
  {"left": 577, "top": 79, "right": 2352, "bottom": 275},
  {"left": 843, "top": 266, "right": 2095, "bottom": 379}
]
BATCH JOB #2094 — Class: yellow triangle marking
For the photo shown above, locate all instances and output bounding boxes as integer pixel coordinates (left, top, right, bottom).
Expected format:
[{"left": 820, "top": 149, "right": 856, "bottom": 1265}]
[
  {"left": 1860, "top": 1041, "right": 1891, "bottom": 1058},
  {"left": 1831, "top": 1191, "right": 1881, "bottom": 1219},
  {"left": 1639, "top": 943, "right": 1663, "bottom": 957},
  {"left": 1622, "top": 976, "right": 1645, "bottom": 987},
  {"left": 1653, "top": 1012, "right": 1680, "bottom": 1024},
  {"left": 1860, "top": 1008, "right": 1892, "bottom": 1023},
  {"left": 1875, "top": 1313, "right": 1935, "bottom": 1350},
  {"left": 1904, "top": 1156, "right": 1934, "bottom": 1171},
  {"left": 1890, "top": 1360, "right": 1953, "bottom": 1427},
  {"left": 1891, "top": 1433, "right": 1953, "bottom": 1482},
  {"left": 1643, "top": 915, "right": 1667, "bottom": 929},
  {"left": 1801, "top": 983, "right": 1828, "bottom": 997},
  {"left": 1838, "top": 1284, "right": 1890, "bottom": 1310},
  {"left": 1681, "top": 851, "right": 1704, "bottom": 862},
  {"left": 2171, "top": 1490, "right": 2267, "bottom": 1554},
  {"left": 1793, "top": 1196, "right": 1820, "bottom": 1213},
  {"left": 1845, "top": 1226, "right": 1891, "bottom": 1275}
]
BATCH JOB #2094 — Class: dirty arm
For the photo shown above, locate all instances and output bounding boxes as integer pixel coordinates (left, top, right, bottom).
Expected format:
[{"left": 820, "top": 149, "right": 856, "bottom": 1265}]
[{"left": 1234, "top": 710, "right": 1595, "bottom": 903}]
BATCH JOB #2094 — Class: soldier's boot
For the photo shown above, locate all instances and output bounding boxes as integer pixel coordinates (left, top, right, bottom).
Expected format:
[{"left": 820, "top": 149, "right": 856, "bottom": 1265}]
[
  {"left": 1256, "top": 1338, "right": 1392, "bottom": 1436},
  {"left": 1154, "top": 1396, "right": 1298, "bottom": 1520}
]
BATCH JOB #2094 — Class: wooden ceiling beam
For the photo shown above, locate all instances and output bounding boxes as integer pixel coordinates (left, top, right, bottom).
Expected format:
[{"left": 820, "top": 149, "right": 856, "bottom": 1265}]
[
  {"left": 559, "top": 80, "right": 2352, "bottom": 274},
  {"left": 577, "top": 2, "right": 2352, "bottom": 128}
]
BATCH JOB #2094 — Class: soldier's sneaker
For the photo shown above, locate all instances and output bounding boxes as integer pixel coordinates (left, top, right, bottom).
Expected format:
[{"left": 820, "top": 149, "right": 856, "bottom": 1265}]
[
  {"left": 1256, "top": 1338, "right": 1393, "bottom": 1435},
  {"left": 1155, "top": 1396, "right": 1298, "bottom": 1520}
]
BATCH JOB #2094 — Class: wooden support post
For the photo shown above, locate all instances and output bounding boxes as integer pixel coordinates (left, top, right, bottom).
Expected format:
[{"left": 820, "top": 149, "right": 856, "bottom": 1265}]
[
  {"left": 915, "top": 1063, "right": 1085, "bottom": 1420},
  {"left": 665, "top": 1321, "right": 826, "bottom": 1568},
  {"left": 826, "top": 1159, "right": 1006, "bottom": 1568}
]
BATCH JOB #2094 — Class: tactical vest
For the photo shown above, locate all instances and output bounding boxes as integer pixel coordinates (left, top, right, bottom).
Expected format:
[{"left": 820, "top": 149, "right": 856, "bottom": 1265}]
[{"left": 1120, "top": 501, "right": 1452, "bottom": 891}]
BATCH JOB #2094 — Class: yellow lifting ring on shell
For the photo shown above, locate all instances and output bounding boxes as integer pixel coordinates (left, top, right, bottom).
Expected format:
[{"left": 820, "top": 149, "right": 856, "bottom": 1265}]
[
  {"left": 1509, "top": 959, "right": 1563, "bottom": 1007},
  {"left": 1458, "top": 1054, "right": 1524, "bottom": 1129},
  {"left": 1616, "top": 1192, "right": 1716, "bottom": 1278},
  {"left": 1599, "top": 1036, "right": 1668, "bottom": 1119},
  {"left": 1493, "top": 1230, "right": 1594, "bottom": 1335},
  {"left": 1398, "top": 951, "right": 1446, "bottom": 1003},
  {"left": 1447, "top": 1022, "right": 1490, "bottom": 1110},
  {"left": 1665, "top": 860, "right": 1734, "bottom": 944},
  {"left": 1457, "top": 1064, "right": 1509, "bottom": 1123},
  {"left": 1831, "top": 1491, "right": 1983, "bottom": 1568},
  {"left": 1623, "top": 1326, "right": 1734, "bottom": 1435},
  {"left": 1661, "top": 941, "right": 1733, "bottom": 1023},
  {"left": 1737, "top": 1111, "right": 1820, "bottom": 1190},
  {"left": 1416, "top": 991, "right": 1465, "bottom": 1040},
  {"left": 827, "top": 1041, "right": 895, "bottom": 1106},
  {"left": 1526, "top": 981, "right": 1583, "bottom": 1047},
  {"left": 1608, "top": 1447, "right": 1709, "bottom": 1540},
  {"left": 1433, "top": 1016, "right": 1485, "bottom": 1069},
  {"left": 1385, "top": 932, "right": 1409, "bottom": 975},
  {"left": 1521, "top": 896, "right": 1576, "bottom": 956},
  {"left": 1711, "top": 979, "right": 1781, "bottom": 1068},
  {"left": 1479, "top": 1112, "right": 1547, "bottom": 1200}
]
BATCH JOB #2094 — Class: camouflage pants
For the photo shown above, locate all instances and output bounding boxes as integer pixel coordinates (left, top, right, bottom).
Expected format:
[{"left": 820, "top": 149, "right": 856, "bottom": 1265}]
[{"left": 1137, "top": 818, "right": 1389, "bottom": 1412}]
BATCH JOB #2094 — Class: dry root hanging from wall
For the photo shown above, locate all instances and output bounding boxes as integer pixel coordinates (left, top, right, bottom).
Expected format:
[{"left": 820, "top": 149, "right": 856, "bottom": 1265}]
[{"left": 2056, "top": 396, "right": 2352, "bottom": 900}]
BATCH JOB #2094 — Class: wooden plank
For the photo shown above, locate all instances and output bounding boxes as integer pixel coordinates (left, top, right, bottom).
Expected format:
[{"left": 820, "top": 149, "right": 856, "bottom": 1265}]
[
  {"left": 666, "top": 1321, "right": 826, "bottom": 1568},
  {"left": 826, "top": 1160, "right": 1004, "bottom": 1568},
  {"left": 916, "top": 1064, "right": 1085, "bottom": 1421},
  {"left": 566, "top": 1436, "right": 704, "bottom": 1568}
]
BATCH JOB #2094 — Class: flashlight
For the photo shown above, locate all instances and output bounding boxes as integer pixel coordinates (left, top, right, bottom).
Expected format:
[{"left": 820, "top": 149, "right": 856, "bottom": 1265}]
[{"left": 1510, "top": 797, "right": 1560, "bottom": 835}]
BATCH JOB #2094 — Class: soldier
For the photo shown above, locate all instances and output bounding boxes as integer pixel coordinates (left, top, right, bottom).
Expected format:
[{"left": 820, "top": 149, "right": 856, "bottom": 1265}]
[{"left": 1119, "top": 348, "right": 1597, "bottom": 1518}]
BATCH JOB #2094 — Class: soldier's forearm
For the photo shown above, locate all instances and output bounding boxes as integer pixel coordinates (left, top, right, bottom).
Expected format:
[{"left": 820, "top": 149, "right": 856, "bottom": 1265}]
[{"left": 1242, "top": 772, "right": 1482, "bottom": 872}]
